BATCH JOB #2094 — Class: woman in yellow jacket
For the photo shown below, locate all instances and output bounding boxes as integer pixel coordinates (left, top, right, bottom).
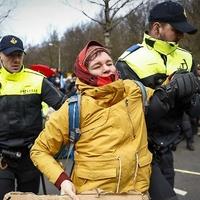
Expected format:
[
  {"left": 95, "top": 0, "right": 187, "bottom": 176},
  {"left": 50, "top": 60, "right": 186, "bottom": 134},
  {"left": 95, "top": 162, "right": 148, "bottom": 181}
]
[{"left": 30, "top": 41, "right": 200, "bottom": 200}]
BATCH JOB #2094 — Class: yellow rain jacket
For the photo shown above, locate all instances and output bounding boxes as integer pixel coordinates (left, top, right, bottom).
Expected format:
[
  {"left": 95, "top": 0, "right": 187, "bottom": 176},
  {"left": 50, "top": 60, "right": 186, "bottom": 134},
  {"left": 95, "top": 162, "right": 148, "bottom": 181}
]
[{"left": 30, "top": 78, "right": 153, "bottom": 193}]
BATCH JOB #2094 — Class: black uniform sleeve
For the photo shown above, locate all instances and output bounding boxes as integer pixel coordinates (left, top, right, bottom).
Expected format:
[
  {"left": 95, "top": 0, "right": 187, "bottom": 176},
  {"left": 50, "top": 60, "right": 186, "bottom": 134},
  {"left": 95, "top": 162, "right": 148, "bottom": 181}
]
[
  {"left": 41, "top": 78, "right": 67, "bottom": 110},
  {"left": 185, "top": 94, "right": 200, "bottom": 118},
  {"left": 147, "top": 72, "right": 200, "bottom": 123},
  {"left": 146, "top": 88, "right": 171, "bottom": 124},
  {"left": 115, "top": 60, "right": 140, "bottom": 81},
  {"left": 115, "top": 60, "right": 167, "bottom": 89}
]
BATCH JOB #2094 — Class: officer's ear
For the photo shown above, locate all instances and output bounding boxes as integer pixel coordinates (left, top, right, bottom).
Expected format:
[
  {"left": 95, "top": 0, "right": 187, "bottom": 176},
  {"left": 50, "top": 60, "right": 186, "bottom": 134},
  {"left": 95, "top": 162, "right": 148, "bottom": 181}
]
[
  {"left": 151, "top": 22, "right": 161, "bottom": 37},
  {"left": 0, "top": 56, "right": 4, "bottom": 67},
  {"left": 153, "top": 22, "right": 161, "bottom": 34}
]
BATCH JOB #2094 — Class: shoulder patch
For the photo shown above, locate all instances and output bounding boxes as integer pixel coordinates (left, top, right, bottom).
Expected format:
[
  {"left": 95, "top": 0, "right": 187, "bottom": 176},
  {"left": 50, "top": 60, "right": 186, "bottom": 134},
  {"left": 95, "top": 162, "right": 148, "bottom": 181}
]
[
  {"left": 127, "top": 44, "right": 141, "bottom": 53},
  {"left": 119, "top": 44, "right": 142, "bottom": 60}
]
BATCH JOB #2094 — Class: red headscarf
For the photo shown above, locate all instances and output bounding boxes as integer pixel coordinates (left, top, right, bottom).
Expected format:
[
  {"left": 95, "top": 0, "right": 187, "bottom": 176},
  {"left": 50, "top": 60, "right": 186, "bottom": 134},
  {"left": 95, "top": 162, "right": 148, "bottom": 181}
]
[{"left": 74, "top": 41, "right": 119, "bottom": 86}]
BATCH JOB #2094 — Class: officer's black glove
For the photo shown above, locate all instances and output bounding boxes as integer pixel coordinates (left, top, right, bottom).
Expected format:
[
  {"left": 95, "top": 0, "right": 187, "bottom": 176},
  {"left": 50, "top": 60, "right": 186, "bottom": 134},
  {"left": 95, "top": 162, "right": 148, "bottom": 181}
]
[
  {"left": 154, "top": 72, "right": 200, "bottom": 109},
  {"left": 169, "top": 72, "right": 200, "bottom": 98}
]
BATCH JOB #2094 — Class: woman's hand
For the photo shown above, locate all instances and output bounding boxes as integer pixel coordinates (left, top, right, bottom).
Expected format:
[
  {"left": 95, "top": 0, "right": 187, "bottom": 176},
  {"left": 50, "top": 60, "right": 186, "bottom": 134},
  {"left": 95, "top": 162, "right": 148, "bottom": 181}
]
[{"left": 60, "top": 180, "right": 79, "bottom": 200}]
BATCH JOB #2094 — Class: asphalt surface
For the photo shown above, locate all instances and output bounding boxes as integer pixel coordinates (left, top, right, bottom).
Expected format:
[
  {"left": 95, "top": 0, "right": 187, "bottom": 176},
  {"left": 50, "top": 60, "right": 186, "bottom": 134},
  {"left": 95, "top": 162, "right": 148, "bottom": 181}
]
[
  {"left": 39, "top": 135, "right": 200, "bottom": 199},
  {"left": 174, "top": 134, "right": 200, "bottom": 200}
]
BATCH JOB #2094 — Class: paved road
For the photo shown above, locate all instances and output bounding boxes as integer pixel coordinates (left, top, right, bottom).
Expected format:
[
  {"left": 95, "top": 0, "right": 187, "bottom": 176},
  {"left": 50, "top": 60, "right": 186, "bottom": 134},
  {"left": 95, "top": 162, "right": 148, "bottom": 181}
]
[
  {"left": 174, "top": 134, "right": 200, "bottom": 200},
  {"left": 39, "top": 135, "right": 200, "bottom": 199}
]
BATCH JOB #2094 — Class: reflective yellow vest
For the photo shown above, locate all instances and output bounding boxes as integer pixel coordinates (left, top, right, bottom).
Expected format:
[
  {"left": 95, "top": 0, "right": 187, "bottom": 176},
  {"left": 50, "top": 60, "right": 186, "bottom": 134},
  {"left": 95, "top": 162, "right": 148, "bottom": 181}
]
[
  {"left": 0, "top": 66, "right": 44, "bottom": 148},
  {"left": 119, "top": 33, "right": 193, "bottom": 82}
]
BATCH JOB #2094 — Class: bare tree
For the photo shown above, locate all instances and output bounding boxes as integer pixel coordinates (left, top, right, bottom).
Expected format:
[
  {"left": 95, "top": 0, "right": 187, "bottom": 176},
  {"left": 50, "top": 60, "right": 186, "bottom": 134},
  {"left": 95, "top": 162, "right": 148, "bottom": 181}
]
[
  {"left": 24, "top": 30, "right": 61, "bottom": 69},
  {"left": 64, "top": 0, "right": 143, "bottom": 52}
]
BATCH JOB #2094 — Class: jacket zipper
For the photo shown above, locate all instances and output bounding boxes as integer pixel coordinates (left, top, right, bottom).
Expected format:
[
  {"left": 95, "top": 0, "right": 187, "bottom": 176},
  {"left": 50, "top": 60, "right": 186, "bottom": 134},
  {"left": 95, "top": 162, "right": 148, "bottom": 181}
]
[{"left": 125, "top": 99, "right": 135, "bottom": 139}]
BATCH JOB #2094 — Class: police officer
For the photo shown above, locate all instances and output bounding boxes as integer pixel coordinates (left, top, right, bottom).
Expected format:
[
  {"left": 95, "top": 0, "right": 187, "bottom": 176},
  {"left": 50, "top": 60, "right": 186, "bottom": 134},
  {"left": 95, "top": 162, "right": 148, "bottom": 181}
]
[
  {"left": 0, "top": 35, "right": 66, "bottom": 199},
  {"left": 116, "top": 1, "right": 199, "bottom": 200}
]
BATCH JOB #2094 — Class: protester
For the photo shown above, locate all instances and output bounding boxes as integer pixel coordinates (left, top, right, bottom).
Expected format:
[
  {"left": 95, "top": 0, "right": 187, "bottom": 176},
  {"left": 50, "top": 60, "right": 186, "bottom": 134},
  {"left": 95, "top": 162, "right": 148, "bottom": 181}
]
[
  {"left": 0, "top": 35, "right": 66, "bottom": 199},
  {"left": 30, "top": 40, "right": 200, "bottom": 200},
  {"left": 116, "top": 1, "right": 199, "bottom": 200},
  {"left": 48, "top": 68, "right": 66, "bottom": 93},
  {"left": 64, "top": 73, "right": 77, "bottom": 97}
]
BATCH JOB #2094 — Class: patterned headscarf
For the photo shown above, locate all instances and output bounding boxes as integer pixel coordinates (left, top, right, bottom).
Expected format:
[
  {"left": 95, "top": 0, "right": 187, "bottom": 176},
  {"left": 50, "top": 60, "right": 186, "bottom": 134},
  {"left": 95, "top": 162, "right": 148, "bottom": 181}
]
[{"left": 74, "top": 41, "right": 119, "bottom": 86}]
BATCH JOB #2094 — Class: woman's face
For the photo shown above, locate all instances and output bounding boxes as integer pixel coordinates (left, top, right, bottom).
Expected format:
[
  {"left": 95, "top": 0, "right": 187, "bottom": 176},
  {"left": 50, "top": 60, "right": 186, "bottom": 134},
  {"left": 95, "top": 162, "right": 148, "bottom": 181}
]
[{"left": 87, "top": 51, "right": 116, "bottom": 77}]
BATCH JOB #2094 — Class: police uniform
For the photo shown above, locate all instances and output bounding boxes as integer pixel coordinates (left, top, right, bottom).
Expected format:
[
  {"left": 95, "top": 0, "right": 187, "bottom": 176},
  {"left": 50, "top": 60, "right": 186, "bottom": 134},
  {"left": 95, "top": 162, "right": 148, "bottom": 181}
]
[
  {"left": 116, "top": 33, "right": 199, "bottom": 200},
  {"left": 0, "top": 65, "right": 65, "bottom": 198},
  {"left": 117, "top": 33, "right": 193, "bottom": 88}
]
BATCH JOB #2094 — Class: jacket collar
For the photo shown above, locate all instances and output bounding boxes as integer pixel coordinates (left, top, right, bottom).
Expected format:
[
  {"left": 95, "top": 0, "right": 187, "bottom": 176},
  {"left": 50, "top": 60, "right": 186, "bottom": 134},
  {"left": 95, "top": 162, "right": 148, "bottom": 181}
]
[
  {"left": 0, "top": 65, "right": 24, "bottom": 81},
  {"left": 76, "top": 78, "right": 125, "bottom": 107},
  {"left": 142, "top": 33, "right": 178, "bottom": 55}
]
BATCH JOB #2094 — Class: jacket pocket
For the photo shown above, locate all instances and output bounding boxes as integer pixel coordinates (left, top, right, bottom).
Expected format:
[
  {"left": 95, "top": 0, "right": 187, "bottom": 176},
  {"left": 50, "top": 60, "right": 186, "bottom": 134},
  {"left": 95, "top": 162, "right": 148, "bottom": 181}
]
[
  {"left": 76, "top": 167, "right": 116, "bottom": 180},
  {"left": 135, "top": 152, "right": 152, "bottom": 192},
  {"left": 138, "top": 153, "right": 152, "bottom": 167},
  {"left": 72, "top": 157, "right": 117, "bottom": 188}
]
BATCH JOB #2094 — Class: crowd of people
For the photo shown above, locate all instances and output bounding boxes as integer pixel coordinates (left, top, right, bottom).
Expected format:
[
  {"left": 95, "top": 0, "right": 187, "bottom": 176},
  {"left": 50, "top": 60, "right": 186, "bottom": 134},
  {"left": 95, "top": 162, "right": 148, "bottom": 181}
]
[{"left": 0, "top": 1, "right": 200, "bottom": 200}]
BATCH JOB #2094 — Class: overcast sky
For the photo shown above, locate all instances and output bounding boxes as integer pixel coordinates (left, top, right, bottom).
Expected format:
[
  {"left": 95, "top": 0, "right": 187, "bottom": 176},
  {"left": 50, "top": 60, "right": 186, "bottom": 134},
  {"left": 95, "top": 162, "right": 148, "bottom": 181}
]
[
  {"left": 1, "top": 0, "right": 143, "bottom": 47},
  {"left": 1, "top": 0, "right": 97, "bottom": 47}
]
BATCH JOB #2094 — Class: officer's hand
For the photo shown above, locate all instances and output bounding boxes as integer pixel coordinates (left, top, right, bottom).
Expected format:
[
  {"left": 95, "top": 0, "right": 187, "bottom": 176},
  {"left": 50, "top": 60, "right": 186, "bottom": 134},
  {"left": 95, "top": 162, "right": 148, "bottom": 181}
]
[
  {"left": 170, "top": 72, "right": 200, "bottom": 98},
  {"left": 60, "top": 180, "right": 79, "bottom": 200}
]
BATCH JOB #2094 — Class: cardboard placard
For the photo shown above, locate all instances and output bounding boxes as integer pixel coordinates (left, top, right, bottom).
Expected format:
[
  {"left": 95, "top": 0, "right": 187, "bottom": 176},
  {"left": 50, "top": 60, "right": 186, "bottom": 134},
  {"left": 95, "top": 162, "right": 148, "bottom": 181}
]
[{"left": 3, "top": 192, "right": 148, "bottom": 200}]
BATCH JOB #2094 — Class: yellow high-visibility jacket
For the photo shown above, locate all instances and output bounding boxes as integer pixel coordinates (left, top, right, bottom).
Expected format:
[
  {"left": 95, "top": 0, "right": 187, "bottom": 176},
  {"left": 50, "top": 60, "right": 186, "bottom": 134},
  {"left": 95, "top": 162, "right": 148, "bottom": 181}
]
[
  {"left": 0, "top": 66, "right": 64, "bottom": 149},
  {"left": 118, "top": 33, "right": 193, "bottom": 88},
  {"left": 30, "top": 79, "right": 153, "bottom": 193}
]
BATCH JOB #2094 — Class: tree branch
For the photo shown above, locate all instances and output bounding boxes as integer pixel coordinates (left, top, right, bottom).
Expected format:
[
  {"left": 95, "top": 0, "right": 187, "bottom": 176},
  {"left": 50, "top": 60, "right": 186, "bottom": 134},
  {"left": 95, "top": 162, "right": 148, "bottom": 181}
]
[
  {"left": 111, "top": 2, "right": 143, "bottom": 27},
  {"left": 110, "top": 0, "right": 138, "bottom": 21},
  {"left": 111, "top": 2, "right": 143, "bottom": 30},
  {"left": 82, "top": 11, "right": 104, "bottom": 25},
  {"left": 109, "top": 0, "right": 122, "bottom": 10},
  {"left": 0, "top": 9, "right": 11, "bottom": 24},
  {"left": 87, "top": 0, "right": 104, "bottom": 7}
]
